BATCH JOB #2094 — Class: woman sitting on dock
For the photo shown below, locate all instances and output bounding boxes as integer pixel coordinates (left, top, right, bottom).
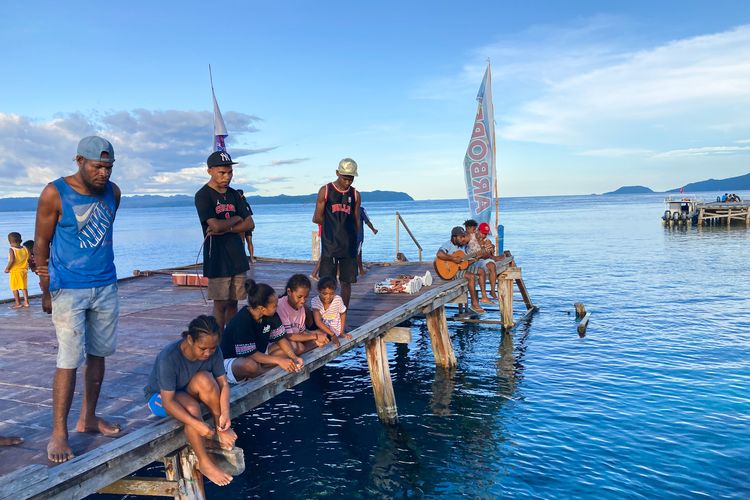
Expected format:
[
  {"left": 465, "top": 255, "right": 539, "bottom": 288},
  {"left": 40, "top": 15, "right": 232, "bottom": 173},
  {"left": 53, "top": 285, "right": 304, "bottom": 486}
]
[
  {"left": 277, "top": 274, "right": 330, "bottom": 354},
  {"left": 221, "top": 279, "right": 305, "bottom": 383},
  {"left": 143, "top": 315, "right": 236, "bottom": 487}
]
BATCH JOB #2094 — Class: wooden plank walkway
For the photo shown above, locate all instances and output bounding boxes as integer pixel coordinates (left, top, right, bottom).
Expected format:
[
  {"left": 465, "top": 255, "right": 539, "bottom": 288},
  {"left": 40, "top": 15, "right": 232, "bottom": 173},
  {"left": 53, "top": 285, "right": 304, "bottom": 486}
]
[{"left": 0, "top": 259, "right": 464, "bottom": 499}]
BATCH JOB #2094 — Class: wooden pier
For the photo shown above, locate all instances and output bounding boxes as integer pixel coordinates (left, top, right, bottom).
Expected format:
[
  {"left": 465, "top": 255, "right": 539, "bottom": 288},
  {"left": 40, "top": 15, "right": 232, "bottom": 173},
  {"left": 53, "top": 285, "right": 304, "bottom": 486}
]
[
  {"left": 0, "top": 256, "right": 532, "bottom": 499},
  {"left": 696, "top": 201, "right": 750, "bottom": 226}
]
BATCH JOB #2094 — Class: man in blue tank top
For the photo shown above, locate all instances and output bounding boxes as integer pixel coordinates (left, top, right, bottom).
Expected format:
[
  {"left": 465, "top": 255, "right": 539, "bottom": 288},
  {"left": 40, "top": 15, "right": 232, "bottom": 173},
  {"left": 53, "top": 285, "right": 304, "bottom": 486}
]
[
  {"left": 313, "top": 158, "right": 361, "bottom": 307},
  {"left": 34, "top": 136, "right": 122, "bottom": 463}
]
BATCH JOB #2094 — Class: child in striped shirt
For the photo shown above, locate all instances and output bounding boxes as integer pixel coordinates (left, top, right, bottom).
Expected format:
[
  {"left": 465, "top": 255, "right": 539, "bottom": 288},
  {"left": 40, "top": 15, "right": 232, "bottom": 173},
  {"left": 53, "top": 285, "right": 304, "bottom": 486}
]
[{"left": 311, "top": 276, "right": 351, "bottom": 347}]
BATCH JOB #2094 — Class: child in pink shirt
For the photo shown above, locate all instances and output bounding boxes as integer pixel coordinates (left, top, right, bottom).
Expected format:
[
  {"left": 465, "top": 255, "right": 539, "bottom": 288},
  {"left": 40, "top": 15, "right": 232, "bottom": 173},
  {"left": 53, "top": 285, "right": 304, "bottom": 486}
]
[{"left": 277, "top": 274, "right": 329, "bottom": 354}]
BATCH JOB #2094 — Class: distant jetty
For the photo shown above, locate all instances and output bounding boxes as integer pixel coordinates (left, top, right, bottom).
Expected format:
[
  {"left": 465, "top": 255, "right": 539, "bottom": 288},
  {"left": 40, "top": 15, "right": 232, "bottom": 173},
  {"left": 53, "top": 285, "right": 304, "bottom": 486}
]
[{"left": 0, "top": 190, "right": 414, "bottom": 212}]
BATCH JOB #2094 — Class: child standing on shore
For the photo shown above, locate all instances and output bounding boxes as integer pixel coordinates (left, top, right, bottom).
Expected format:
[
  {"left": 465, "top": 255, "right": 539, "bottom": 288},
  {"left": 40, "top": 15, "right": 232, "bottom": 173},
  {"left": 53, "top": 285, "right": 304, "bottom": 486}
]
[
  {"left": 4, "top": 232, "right": 29, "bottom": 308},
  {"left": 311, "top": 276, "right": 351, "bottom": 347}
]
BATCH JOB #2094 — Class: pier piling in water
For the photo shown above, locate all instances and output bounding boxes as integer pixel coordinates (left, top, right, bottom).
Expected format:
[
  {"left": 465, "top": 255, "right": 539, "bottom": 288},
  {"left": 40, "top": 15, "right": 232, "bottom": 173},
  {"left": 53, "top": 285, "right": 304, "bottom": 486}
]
[
  {"left": 365, "top": 336, "right": 399, "bottom": 424},
  {"left": 426, "top": 306, "right": 457, "bottom": 369}
]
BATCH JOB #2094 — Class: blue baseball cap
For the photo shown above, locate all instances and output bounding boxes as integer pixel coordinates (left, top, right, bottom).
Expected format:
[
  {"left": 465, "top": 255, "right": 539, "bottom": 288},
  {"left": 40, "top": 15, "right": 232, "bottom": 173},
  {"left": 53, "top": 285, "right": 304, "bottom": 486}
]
[{"left": 77, "top": 136, "right": 115, "bottom": 163}]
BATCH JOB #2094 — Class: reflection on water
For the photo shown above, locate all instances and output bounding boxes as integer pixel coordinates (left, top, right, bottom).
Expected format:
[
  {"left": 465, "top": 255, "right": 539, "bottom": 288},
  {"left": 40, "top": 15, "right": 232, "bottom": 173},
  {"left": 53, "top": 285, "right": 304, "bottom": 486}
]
[
  {"left": 50, "top": 192, "right": 750, "bottom": 498},
  {"left": 430, "top": 367, "right": 456, "bottom": 416}
]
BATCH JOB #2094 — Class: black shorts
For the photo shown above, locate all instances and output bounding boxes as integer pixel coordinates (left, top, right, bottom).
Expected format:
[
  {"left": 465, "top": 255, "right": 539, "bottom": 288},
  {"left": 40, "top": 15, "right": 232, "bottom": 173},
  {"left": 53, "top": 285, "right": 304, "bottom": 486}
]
[{"left": 319, "top": 256, "right": 358, "bottom": 284}]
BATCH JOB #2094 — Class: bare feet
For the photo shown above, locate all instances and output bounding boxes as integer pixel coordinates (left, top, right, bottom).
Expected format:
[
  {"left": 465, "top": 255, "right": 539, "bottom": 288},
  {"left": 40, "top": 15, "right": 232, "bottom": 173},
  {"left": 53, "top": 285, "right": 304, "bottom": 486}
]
[
  {"left": 217, "top": 427, "right": 237, "bottom": 450},
  {"left": 469, "top": 305, "right": 486, "bottom": 315},
  {"left": 0, "top": 436, "right": 23, "bottom": 446},
  {"left": 341, "top": 331, "right": 352, "bottom": 340},
  {"left": 10, "top": 304, "right": 22, "bottom": 309},
  {"left": 480, "top": 298, "right": 492, "bottom": 304},
  {"left": 75, "top": 416, "right": 122, "bottom": 436},
  {"left": 47, "top": 434, "right": 74, "bottom": 463},
  {"left": 490, "top": 293, "right": 498, "bottom": 300},
  {"left": 23, "top": 303, "right": 30, "bottom": 308},
  {"left": 309, "top": 274, "right": 318, "bottom": 281},
  {"left": 359, "top": 267, "right": 367, "bottom": 276},
  {"left": 199, "top": 459, "right": 233, "bottom": 486}
]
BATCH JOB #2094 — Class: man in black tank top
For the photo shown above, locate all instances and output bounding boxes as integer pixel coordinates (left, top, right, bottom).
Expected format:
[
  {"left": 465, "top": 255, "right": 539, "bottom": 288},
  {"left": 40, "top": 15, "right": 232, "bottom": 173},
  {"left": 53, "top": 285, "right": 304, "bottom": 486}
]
[{"left": 313, "top": 158, "right": 361, "bottom": 307}]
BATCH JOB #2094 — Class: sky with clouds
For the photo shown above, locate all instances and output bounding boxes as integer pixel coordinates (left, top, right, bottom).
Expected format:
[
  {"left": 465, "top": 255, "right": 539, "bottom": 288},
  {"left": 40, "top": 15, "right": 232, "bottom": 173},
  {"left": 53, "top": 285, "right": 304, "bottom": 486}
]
[{"left": 2, "top": 1, "right": 750, "bottom": 199}]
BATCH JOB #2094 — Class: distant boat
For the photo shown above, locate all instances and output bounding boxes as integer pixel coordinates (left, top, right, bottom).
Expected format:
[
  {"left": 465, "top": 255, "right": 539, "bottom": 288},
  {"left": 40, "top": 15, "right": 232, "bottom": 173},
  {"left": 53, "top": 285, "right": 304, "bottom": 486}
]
[{"left": 662, "top": 195, "right": 701, "bottom": 223}]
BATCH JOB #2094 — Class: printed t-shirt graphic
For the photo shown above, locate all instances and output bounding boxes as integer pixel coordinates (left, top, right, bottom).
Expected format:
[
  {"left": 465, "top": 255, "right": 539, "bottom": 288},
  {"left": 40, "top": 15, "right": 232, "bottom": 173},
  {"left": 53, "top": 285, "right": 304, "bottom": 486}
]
[{"left": 73, "top": 200, "right": 115, "bottom": 248}]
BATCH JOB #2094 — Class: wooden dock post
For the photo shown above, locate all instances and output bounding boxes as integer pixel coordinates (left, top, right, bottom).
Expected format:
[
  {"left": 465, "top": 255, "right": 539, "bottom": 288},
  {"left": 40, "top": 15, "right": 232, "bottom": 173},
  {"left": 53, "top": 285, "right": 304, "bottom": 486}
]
[
  {"left": 698, "top": 207, "right": 705, "bottom": 226},
  {"left": 425, "top": 306, "right": 457, "bottom": 368},
  {"left": 162, "top": 449, "right": 205, "bottom": 500},
  {"left": 365, "top": 336, "right": 398, "bottom": 424},
  {"left": 498, "top": 267, "right": 521, "bottom": 330},
  {"left": 311, "top": 230, "right": 321, "bottom": 260}
]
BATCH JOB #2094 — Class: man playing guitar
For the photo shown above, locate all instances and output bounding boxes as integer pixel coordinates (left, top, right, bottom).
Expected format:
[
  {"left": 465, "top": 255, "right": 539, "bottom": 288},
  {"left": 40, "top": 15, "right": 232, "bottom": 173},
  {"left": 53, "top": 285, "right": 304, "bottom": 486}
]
[{"left": 435, "top": 226, "right": 486, "bottom": 314}]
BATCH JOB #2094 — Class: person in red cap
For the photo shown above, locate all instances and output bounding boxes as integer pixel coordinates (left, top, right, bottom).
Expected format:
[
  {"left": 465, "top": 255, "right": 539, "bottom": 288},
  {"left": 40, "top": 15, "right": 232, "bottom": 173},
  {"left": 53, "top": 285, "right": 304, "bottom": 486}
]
[
  {"left": 464, "top": 220, "right": 497, "bottom": 303},
  {"left": 476, "top": 222, "right": 496, "bottom": 256}
]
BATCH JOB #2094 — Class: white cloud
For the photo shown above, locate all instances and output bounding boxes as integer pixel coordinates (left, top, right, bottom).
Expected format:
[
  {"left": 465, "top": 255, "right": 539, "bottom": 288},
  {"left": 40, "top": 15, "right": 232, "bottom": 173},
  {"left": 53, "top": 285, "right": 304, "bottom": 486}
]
[
  {"left": 578, "top": 148, "right": 654, "bottom": 158},
  {"left": 414, "top": 15, "right": 634, "bottom": 102},
  {"left": 0, "top": 110, "right": 277, "bottom": 197},
  {"left": 498, "top": 24, "right": 750, "bottom": 145},
  {"left": 653, "top": 145, "right": 750, "bottom": 159}
]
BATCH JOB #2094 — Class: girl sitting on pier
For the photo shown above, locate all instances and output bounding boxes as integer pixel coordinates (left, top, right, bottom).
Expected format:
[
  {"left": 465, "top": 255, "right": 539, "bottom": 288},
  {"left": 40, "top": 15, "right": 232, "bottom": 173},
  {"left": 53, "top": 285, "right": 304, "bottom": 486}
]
[
  {"left": 277, "top": 274, "right": 330, "bottom": 354},
  {"left": 311, "top": 276, "right": 352, "bottom": 347},
  {"left": 221, "top": 279, "right": 304, "bottom": 382},
  {"left": 143, "top": 315, "right": 236, "bottom": 487}
]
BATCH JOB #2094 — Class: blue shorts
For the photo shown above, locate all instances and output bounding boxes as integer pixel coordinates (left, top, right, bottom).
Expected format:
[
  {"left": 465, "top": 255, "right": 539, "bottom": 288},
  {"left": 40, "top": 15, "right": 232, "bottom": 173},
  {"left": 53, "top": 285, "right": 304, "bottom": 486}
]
[
  {"left": 51, "top": 283, "right": 119, "bottom": 369},
  {"left": 147, "top": 393, "right": 168, "bottom": 418}
]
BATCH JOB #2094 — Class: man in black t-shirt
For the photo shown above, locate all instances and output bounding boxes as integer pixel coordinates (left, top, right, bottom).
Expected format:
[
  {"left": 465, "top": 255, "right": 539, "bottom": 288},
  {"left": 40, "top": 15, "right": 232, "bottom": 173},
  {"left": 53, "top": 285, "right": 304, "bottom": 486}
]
[
  {"left": 194, "top": 151, "right": 254, "bottom": 330},
  {"left": 312, "top": 158, "right": 361, "bottom": 307}
]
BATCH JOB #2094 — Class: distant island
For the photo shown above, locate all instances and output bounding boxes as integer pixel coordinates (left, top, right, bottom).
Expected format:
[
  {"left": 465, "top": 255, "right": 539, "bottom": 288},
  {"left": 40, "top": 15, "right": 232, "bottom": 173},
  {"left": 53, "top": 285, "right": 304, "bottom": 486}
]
[
  {"left": 666, "top": 172, "right": 750, "bottom": 193},
  {"left": 0, "top": 190, "right": 414, "bottom": 212},
  {"left": 604, "top": 172, "right": 750, "bottom": 195},
  {"left": 603, "top": 185, "right": 654, "bottom": 195}
]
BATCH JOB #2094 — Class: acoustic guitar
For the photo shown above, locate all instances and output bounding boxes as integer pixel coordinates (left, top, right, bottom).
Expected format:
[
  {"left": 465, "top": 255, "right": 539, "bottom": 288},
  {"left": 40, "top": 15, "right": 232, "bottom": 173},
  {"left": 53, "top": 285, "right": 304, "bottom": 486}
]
[{"left": 433, "top": 250, "right": 478, "bottom": 280}]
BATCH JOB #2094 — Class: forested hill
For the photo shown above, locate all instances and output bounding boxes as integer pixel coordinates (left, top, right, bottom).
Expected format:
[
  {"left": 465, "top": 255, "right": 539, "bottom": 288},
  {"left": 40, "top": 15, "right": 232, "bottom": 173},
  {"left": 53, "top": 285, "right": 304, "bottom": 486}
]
[
  {"left": 0, "top": 190, "right": 414, "bottom": 212},
  {"left": 667, "top": 172, "right": 750, "bottom": 192}
]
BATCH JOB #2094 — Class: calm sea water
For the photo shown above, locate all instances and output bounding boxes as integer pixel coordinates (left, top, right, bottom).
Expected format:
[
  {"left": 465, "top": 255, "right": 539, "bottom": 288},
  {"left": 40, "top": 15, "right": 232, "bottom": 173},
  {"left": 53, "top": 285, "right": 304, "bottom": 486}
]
[{"left": 3, "top": 192, "right": 749, "bottom": 498}]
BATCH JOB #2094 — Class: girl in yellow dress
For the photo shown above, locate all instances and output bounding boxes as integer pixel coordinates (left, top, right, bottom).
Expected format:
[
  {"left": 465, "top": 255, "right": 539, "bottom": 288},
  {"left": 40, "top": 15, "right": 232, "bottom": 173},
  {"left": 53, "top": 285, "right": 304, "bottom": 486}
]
[{"left": 4, "top": 232, "right": 29, "bottom": 308}]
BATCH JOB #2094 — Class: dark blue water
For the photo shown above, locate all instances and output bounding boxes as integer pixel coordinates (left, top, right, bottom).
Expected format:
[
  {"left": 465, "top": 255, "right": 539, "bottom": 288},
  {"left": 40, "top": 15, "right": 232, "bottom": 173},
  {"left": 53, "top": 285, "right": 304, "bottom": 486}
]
[{"left": 5, "top": 193, "right": 750, "bottom": 498}]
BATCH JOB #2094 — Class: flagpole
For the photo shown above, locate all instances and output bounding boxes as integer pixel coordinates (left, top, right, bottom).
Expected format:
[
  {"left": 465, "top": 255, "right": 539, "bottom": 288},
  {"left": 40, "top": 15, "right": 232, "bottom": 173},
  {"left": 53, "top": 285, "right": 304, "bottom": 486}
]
[
  {"left": 488, "top": 60, "right": 499, "bottom": 256},
  {"left": 209, "top": 64, "right": 215, "bottom": 92}
]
